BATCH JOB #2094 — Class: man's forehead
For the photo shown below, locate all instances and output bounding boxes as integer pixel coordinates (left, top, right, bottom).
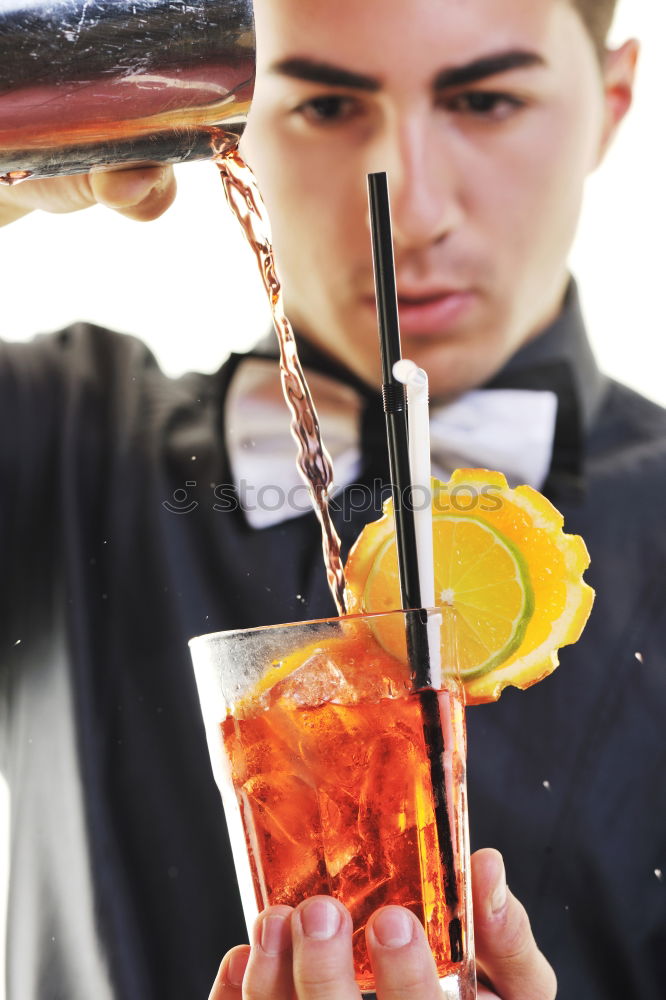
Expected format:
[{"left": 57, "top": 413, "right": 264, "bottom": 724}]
[{"left": 254, "top": 0, "right": 569, "bottom": 79}]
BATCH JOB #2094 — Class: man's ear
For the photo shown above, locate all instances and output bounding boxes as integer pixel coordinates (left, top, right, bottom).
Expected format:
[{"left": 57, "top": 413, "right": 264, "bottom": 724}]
[{"left": 595, "top": 39, "right": 639, "bottom": 167}]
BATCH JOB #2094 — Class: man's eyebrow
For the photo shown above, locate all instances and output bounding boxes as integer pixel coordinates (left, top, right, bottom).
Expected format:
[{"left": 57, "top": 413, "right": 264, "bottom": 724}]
[
  {"left": 433, "top": 50, "right": 546, "bottom": 90},
  {"left": 269, "top": 58, "right": 381, "bottom": 92}
]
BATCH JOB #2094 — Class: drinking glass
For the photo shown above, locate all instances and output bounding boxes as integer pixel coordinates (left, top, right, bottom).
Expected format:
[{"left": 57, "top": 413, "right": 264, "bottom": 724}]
[{"left": 189, "top": 608, "right": 476, "bottom": 999}]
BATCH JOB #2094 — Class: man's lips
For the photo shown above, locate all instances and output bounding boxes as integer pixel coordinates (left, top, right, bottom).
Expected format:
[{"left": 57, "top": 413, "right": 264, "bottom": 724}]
[{"left": 361, "top": 288, "right": 476, "bottom": 336}]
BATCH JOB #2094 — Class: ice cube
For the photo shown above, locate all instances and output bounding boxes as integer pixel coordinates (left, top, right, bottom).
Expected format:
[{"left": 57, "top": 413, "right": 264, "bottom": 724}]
[
  {"left": 267, "top": 632, "right": 411, "bottom": 709},
  {"left": 271, "top": 654, "right": 354, "bottom": 706},
  {"left": 316, "top": 784, "right": 362, "bottom": 878},
  {"left": 238, "top": 770, "right": 330, "bottom": 906},
  {"left": 358, "top": 731, "right": 434, "bottom": 879}
]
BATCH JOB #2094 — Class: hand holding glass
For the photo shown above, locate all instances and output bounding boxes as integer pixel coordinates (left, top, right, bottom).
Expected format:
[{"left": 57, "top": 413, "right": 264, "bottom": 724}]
[{"left": 190, "top": 608, "right": 476, "bottom": 998}]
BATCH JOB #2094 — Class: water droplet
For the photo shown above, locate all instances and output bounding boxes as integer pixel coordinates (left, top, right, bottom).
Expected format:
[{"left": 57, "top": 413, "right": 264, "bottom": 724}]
[
  {"left": 634, "top": 651, "right": 644, "bottom": 664},
  {"left": 13, "top": 639, "right": 21, "bottom": 646},
  {"left": 655, "top": 869, "right": 663, "bottom": 882},
  {"left": 543, "top": 780, "right": 551, "bottom": 791}
]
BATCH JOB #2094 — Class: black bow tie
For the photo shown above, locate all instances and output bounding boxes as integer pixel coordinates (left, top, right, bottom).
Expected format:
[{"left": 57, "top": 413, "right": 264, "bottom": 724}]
[{"left": 225, "top": 359, "right": 561, "bottom": 529}]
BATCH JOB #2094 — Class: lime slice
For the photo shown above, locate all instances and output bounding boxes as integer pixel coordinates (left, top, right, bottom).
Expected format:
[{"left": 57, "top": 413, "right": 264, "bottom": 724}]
[{"left": 363, "top": 514, "right": 534, "bottom": 679}]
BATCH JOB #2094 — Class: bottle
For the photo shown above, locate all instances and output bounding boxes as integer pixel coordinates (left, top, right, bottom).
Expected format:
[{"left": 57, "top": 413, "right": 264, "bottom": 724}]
[{"left": 0, "top": 0, "right": 255, "bottom": 183}]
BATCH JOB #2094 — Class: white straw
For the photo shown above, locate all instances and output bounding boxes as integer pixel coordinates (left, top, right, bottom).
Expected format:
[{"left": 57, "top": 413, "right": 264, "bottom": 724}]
[{"left": 392, "top": 359, "right": 442, "bottom": 688}]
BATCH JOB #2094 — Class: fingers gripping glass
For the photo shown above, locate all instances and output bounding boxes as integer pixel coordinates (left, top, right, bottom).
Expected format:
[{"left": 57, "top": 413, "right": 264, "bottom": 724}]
[{"left": 190, "top": 609, "right": 476, "bottom": 999}]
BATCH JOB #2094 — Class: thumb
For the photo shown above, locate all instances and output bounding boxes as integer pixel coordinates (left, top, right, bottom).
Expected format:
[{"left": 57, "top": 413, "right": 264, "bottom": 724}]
[
  {"left": 471, "top": 849, "right": 557, "bottom": 1000},
  {"left": 90, "top": 164, "right": 177, "bottom": 221}
]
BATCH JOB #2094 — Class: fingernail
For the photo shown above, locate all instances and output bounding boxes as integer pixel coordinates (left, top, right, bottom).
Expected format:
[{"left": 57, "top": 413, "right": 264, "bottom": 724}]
[
  {"left": 260, "top": 913, "right": 291, "bottom": 955},
  {"left": 373, "top": 907, "right": 413, "bottom": 948},
  {"left": 226, "top": 950, "right": 248, "bottom": 988},
  {"left": 491, "top": 860, "right": 508, "bottom": 914},
  {"left": 300, "top": 898, "right": 341, "bottom": 940}
]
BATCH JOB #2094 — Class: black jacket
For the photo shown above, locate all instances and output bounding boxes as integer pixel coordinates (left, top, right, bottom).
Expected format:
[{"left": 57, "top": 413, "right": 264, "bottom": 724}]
[{"left": 1, "top": 285, "right": 665, "bottom": 998}]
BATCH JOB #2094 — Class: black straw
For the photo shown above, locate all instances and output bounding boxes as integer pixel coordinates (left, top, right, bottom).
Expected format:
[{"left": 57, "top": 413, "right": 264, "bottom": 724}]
[
  {"left": 367, "top": 172, "right": 462, "bottom": 957},
  {"left": 367, "top": 171, "right": 431, "bottom": 684},
  {"left": 367, "top": 175, "right": 420, "bottom": 608}
]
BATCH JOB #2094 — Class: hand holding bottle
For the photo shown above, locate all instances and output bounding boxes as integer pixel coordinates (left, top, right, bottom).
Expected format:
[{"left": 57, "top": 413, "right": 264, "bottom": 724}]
[{"left": 0, "top": 164, "right": 176, "bottom": 227}]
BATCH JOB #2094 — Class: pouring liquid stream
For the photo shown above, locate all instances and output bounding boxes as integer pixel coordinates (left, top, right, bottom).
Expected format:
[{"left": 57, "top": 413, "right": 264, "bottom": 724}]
[{"left": 215, "top": 145, "right": 347, "bottom": 615}]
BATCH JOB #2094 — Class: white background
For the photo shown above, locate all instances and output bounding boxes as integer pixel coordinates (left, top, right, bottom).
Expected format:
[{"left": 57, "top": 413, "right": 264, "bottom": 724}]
[{"left": 1, "top": 2, "right": 664, "bottom": 994}]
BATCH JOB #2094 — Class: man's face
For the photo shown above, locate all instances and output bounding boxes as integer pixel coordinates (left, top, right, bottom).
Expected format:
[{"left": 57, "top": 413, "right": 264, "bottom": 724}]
[{"left": 241, "top": 0, "right": 627, "bottom": 398}]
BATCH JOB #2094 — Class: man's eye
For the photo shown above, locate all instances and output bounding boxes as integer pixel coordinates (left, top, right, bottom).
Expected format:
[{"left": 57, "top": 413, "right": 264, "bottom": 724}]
[
  {"left": 293, "top": 95, "right": 360, "bottom": 125},
  {"left": 444, "top": 92, "right": 524, "bottom": 120}
]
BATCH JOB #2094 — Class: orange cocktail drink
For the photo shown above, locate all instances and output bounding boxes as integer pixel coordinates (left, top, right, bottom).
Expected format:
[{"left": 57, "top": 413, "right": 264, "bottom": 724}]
[{"left": 190, "top": 609, "right": 475, "bottom": 998}]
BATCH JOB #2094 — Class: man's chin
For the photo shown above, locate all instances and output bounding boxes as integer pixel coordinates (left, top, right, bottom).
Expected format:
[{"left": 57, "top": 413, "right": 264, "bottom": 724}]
[{"left": 404, "top": 337, "right": 505, "bottom": 401}]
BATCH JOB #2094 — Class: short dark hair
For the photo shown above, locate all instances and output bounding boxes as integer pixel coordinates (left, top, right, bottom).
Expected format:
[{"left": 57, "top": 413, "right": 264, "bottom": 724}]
[{"left": 571, "top": 0, "right": 619, "bottom": 58}]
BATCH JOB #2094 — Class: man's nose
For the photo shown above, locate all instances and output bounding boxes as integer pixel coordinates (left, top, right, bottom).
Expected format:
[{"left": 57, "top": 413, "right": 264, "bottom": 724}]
[{"left": 369, "top": 116, "right": 463, "bottom": 252}]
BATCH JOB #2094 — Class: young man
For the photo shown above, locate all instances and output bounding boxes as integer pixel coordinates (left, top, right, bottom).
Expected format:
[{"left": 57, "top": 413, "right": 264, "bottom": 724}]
[{"left": 1, "top": 1, "right": 664, "bottom": 999}]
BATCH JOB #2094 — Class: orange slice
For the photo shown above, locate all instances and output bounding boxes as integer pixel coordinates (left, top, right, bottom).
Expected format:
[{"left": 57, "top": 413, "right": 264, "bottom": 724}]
[{"left": 344, "top": 470, "right": 595, "bottom": 704}]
